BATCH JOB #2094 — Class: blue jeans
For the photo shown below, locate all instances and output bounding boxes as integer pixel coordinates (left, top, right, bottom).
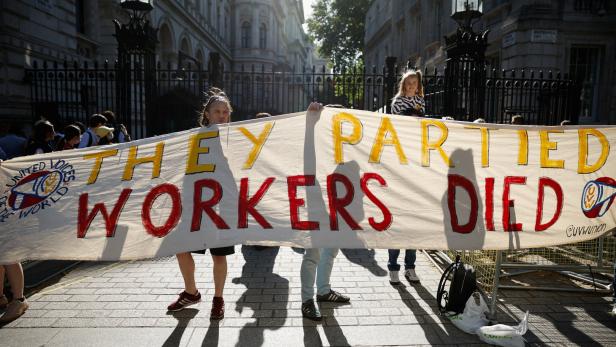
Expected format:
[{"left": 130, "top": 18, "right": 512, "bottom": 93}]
[
  {"left": 388, "top": 249, "right": 416, "bottom": 271},
  {"left": 300, "top": 248, "right": 338, "bottom": 302}
]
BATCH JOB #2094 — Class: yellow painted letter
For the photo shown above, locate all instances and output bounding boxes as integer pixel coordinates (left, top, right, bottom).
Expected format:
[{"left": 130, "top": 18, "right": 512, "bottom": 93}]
[
  {"left": 122, "top": 142, "right": 165, "bottom": 181},
  {"left": 517, "top": 130, "right": 528, "bottom": 165},
  {"left": 421, "top": 119, "right": 451, "bottom": 167},
  {"left": 84, "top": 149, "right": 118, "bottom": 184},
  {"left": 540, "top": 130, "right": 564, "bottom": 168},
  {"left": 578, "top": 129, "right": 610, "bottom": 174},
  {"left": 465, "top": 126, "right": 491, "bottom": 167},
  {"left": 239, "top": 123, "right": 274, "bottom": 169},
  {"left": 369, "top": 117, "right": 408, "bottom": 164},
  {"left": 185, "top": 131, "right": 218, "bottom": 174},
  {"left": 332, "top": 112, "right": 362, "bottom": 164}
]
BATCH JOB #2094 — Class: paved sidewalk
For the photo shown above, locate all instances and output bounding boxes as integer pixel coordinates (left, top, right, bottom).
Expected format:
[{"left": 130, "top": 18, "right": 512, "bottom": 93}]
[{"left": 0, "top": 247, "right": 614, "bottom": 346}]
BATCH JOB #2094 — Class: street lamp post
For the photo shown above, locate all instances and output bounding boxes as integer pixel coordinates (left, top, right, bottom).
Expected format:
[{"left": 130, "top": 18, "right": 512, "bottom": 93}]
[
  {"left": 444, "top": 0, "right": 488, "bottom": 120},
  {"left": 114, "top": 0, "right": 158, "bottom": 138}
]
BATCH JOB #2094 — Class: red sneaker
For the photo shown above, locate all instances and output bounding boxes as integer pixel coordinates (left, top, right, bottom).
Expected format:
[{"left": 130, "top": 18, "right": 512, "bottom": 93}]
[
  {"left": 167, "top": 291, "right": 201, "bottom": 311},
  {"left": 210, "top": 297, "right": 225, "bottom": 320}
]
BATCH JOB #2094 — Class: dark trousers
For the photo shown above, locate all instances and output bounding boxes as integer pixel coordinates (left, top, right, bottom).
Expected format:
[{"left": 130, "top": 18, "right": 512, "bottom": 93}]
[{"left": 387, "top": 249, "right": 416, "bottom": 271}]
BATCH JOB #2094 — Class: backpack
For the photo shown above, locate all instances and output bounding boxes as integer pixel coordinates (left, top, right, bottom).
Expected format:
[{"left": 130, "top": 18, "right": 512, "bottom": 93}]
[{"left": 437, "top": 254, "right": 477, "bottom": 315}]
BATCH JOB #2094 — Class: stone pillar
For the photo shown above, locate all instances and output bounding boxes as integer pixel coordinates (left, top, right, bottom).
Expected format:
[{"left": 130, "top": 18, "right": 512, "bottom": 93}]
[
  {"left": 269, "top": 13, "right": 274, "bottom": 50},
  {"left": 235, "top": 8, "right": 242, "bottom": 48},
  {"left": 252, "top": 6, "right": 259, "bottom": 49}
]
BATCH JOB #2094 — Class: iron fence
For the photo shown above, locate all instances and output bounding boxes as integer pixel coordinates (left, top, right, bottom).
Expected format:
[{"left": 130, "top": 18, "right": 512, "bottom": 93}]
[{"left": 25, "top": 57, "right": 581, "bottom": 138}]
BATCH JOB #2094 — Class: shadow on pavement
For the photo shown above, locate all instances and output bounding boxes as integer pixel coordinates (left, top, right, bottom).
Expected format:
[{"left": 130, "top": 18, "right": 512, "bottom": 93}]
[
  {"left": 231, "top": 245, "right": 288, "bottom": 347},
  {"left": 202, "top": 319, "right": 220, "bottom": 347},
  {"left": 162, "top": 308, "right": 198, "bottom": 347},
  {"left": 340, "top": 249, "right": 387, "bottom": 277},
  {"left": 394, "top": 281, "right": 476, "bottom": 344}
]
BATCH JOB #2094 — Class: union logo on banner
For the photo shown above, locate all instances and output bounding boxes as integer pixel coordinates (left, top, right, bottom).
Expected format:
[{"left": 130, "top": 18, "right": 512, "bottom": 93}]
[
  {"left": 0, "top": 159, "right": 76, "bottom": 222},
  {"left": 581, "top": 177, "right": 616, "bottom": 218}
]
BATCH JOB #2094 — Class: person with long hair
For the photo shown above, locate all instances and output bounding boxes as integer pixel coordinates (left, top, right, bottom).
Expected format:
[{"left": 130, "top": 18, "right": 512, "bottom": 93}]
[
  {"left": 55, "top": 124, "right": 81, "bottom": 151},
  {"left": 388, "top": 70, "right": 426, "bottom": 285},
  {"left": 25, "top": 120, "right": 55, "bottom": 155},
  {"left": 167, "top": 89, "right": 234, "bottom": 320},
  {"left": 391, "top": 69, "right": 425, "bottom": 117}
]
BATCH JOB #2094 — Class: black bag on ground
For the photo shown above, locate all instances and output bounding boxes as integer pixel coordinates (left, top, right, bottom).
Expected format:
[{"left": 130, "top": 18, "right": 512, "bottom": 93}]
[{"left": 436, "top": 254, "right": 477, "bottom": 315}]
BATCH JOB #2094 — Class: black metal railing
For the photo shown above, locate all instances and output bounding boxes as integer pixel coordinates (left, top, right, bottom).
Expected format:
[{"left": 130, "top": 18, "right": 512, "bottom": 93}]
[
  {"left": 574, "top": 0, "right": 609, "bottom": 13},
  {"left": 421, "top": 66, "right": 581, "bottom": 124},
  {"left": 25, "top": 57, "right": 580, "bottom": 138}
]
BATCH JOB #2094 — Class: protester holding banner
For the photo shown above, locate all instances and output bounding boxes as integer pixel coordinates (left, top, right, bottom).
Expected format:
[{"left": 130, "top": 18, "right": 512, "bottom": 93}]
[
  {"left": 0, "top": 263, "right": 28, "bottom": 323},
  {"left": 612, "top": 259, "right": 615, "bottom": 316},
  {"left": 387, "top": 69, "right": 425, "bottom": 285},
  {"left": 391, "top": 69, "right": 425, "bottom": 117},
  {"left": 300, "top": 102, "right": 350, "bottom": 322},
  {"left": 167, "top": 89, "right": 234, "bottom": 320},
  {"left": 0, "top": 158, "right": 28, "bottom": 323},
  {"left": 612, "top": 232, "right": 616, "bottom": 316}
]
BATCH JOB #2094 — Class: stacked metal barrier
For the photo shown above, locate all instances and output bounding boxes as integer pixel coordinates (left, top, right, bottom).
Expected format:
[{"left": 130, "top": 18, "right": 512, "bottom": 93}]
[{"left": 443, "top": 234, "right": 615, "bottom": 317}]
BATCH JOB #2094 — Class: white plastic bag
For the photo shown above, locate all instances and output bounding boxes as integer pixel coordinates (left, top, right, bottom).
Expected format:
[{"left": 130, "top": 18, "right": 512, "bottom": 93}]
[
  {"left": 477, "top": 311, "right": 529, "bottom": 347},
  {"left": 447, "top": 293, "right": 490, "bottom": 334}
]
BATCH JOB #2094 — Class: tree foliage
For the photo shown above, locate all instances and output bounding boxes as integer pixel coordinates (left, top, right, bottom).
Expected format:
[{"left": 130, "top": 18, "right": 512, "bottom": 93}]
[{"left": 306, "top": 0, "right": 372, "bottom": 67}]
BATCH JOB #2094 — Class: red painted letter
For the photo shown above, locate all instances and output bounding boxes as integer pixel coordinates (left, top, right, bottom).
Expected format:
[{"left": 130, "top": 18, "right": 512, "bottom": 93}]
[
  {"left": 238, "top": 177, "right": 275, "bottom": 228},
  {"left": 503, "top": 176, "right": 527, "bottom": 231},
  {"left": 485, "top": 177, "right": 495, "bottom": 231},
  {"left": 447, "top": 174, "right": 478, "bottom": 234},
  {"left": 535, "top": 177, "right": 563, "bottom": 231},
  {"left": 191, "top": 179, "right": 229, "bottom": 231},
  {"left": 142, "top": 183, "right": 182, "bottom": 238},
  {"left": 360, "top": 173, "right": 392, "bottom": 231},
  {"left": 287, "top": 175, "right": 319, "bottom": 230},
  {"left": 77, "top": 189, "right": 132, "bottom": 238},
  {"left": 327, "top": 173, "right": 362, "bottom": 230}
]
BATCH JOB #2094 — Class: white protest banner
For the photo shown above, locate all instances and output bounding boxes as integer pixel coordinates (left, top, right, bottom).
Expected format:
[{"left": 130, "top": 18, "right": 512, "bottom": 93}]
[{"left": 0, "top": 108, "right": 615, "bottom": 263}]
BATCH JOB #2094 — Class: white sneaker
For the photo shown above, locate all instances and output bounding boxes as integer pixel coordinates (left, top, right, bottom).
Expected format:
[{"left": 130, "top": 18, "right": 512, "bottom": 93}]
[
  {"left": 404, "top": 269, "right": 420, "bottom": 283},
  {"left": 389, "top": 270, "right": 401, "bottom": 285}
]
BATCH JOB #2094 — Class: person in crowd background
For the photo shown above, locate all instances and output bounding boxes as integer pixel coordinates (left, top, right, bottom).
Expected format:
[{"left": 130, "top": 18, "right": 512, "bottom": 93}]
[
  {"left": 167, "top": 88, "right": 235, "bottom": 320},
  {"left": 255, "top": 112, "right": 272, "bottom": 119},
  {"left": 78, "top": 114, "right": 107, "bottom": 148},
  {"left": 0, "top": 123, "right": 27, "bottom": 159},
  {"left": 55, "top": 125, "right": 81, "bottom": 151},
  {"left": 73, "top": 121, "right": 86, "bottom": 135},
  {"left": 25, "top": 120, "right": 55, "bottom": 155},
  {"left": 511, "top": 114, "right": 525, "bottom": 125},
  {"left": 101, "top": 110, "right": 131, "bottom": 143},
  {"left": 95, "top": 125, "right": 115, "bottom": 145}
]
